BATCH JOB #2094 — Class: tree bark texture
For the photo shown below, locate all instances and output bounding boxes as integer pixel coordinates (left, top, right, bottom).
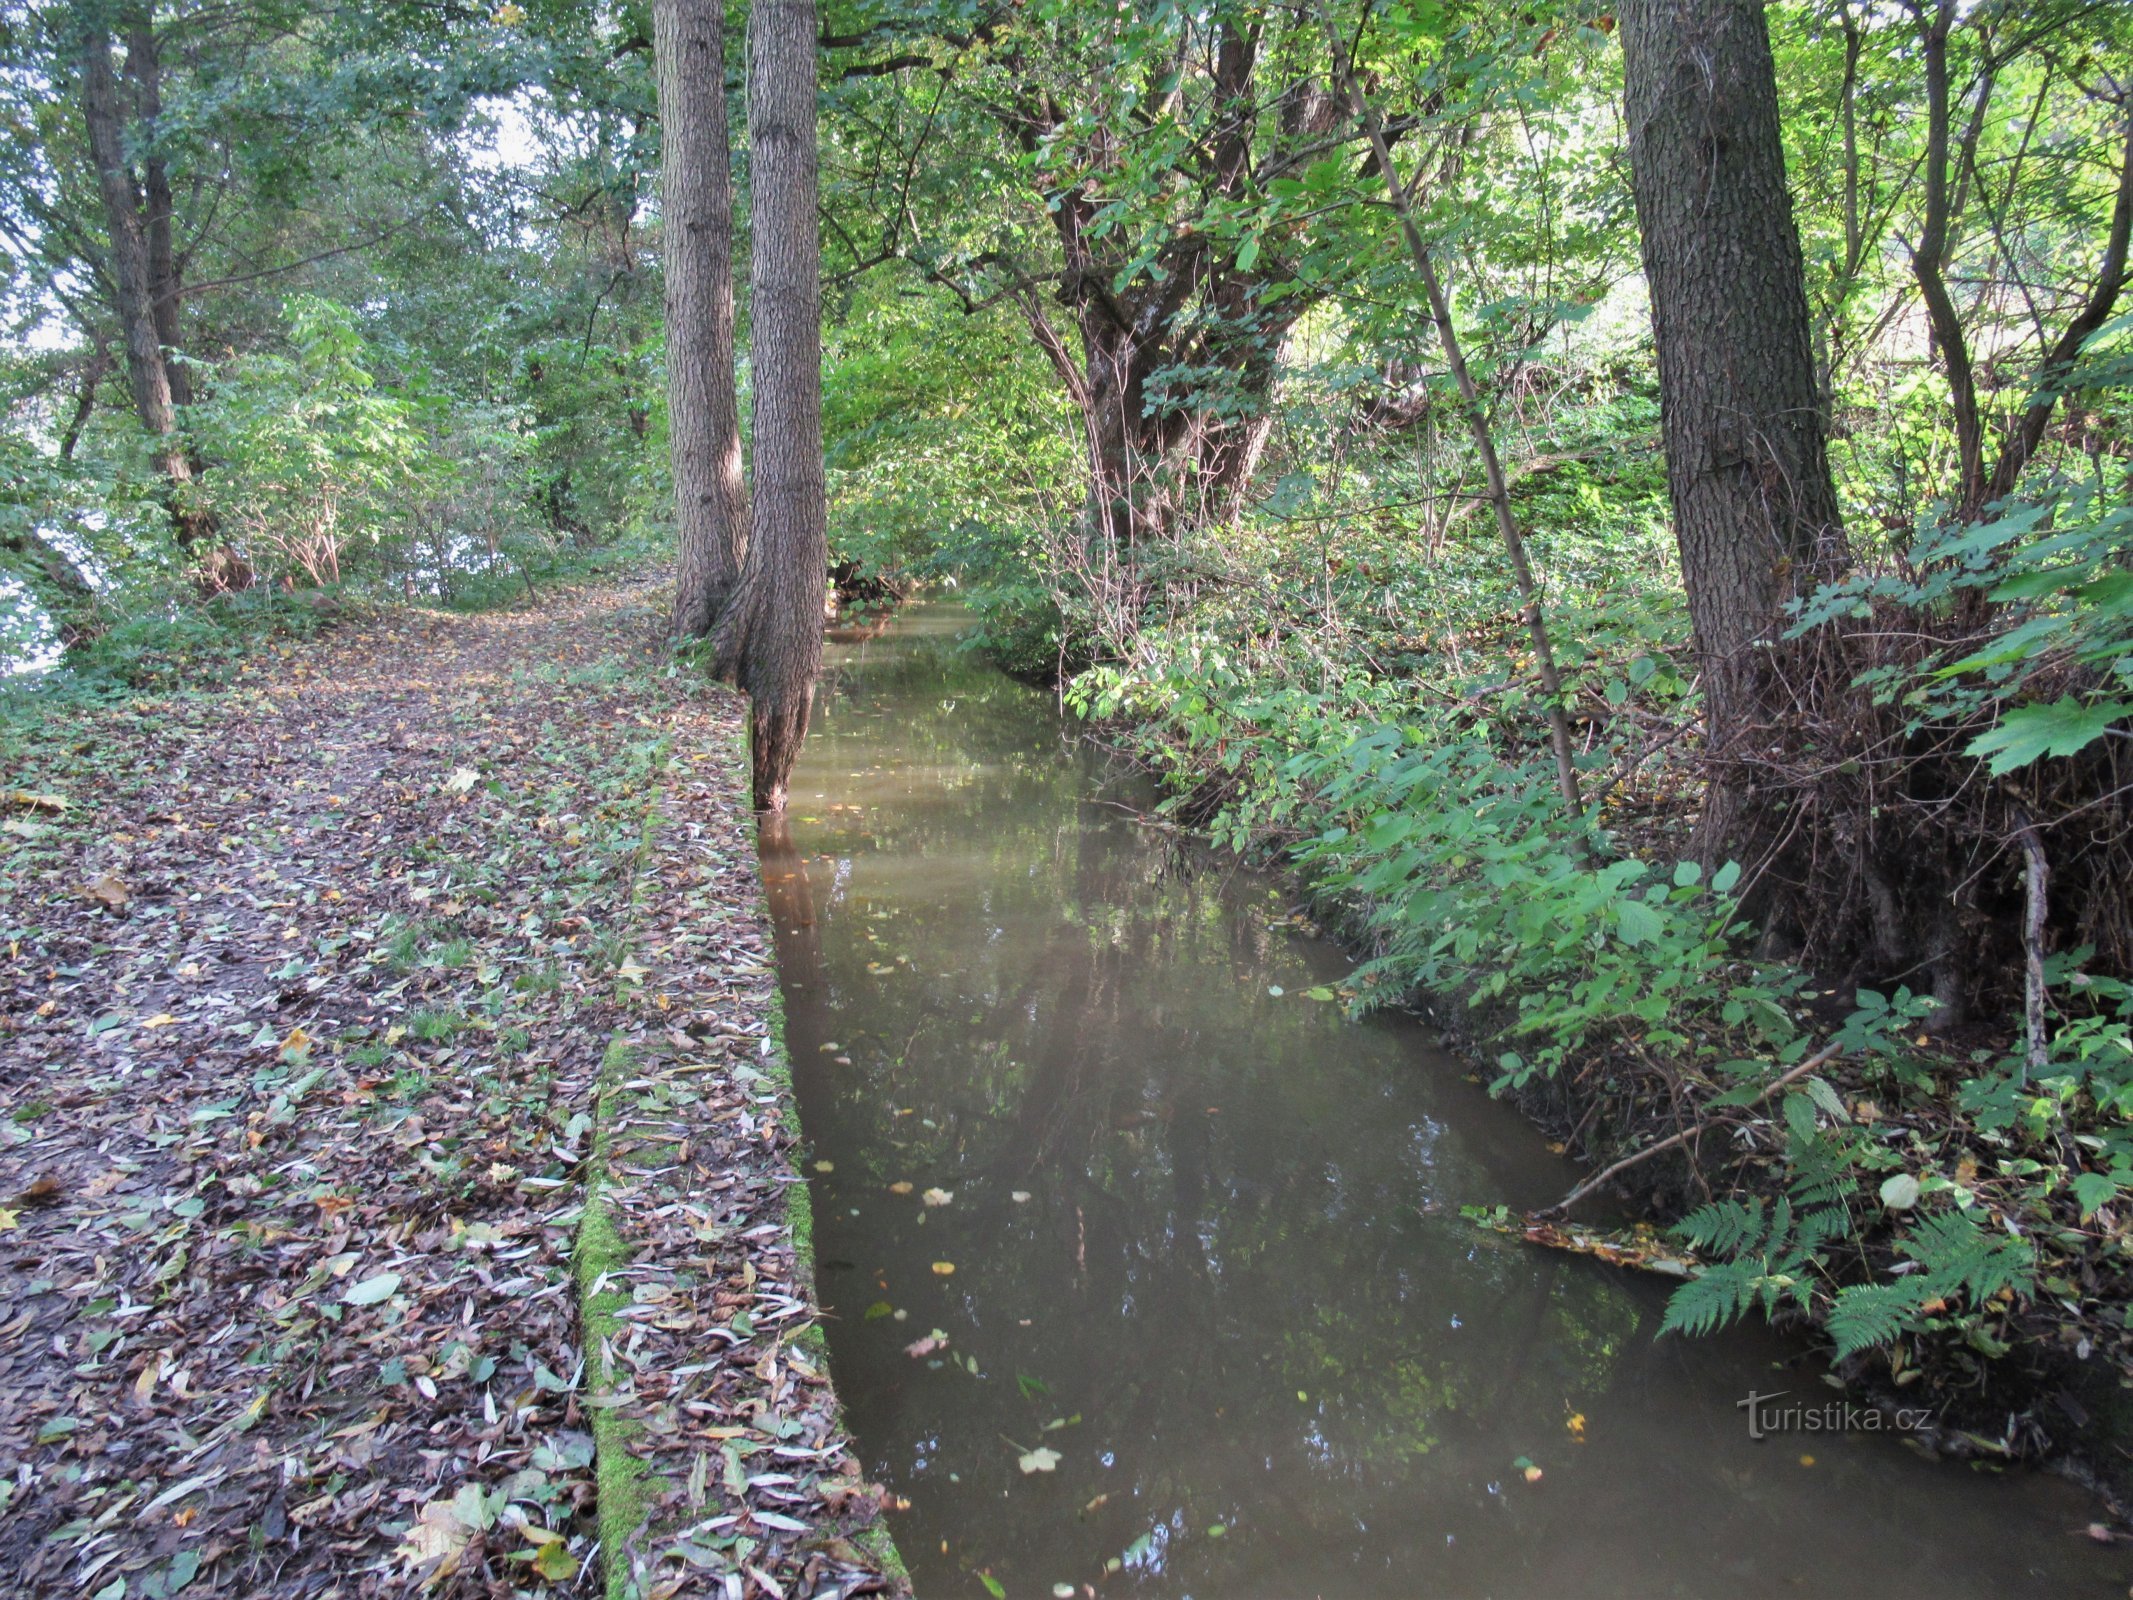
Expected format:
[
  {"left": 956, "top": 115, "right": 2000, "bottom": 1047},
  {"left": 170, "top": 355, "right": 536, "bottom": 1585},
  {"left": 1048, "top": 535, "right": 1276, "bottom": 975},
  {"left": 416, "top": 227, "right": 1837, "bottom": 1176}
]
[
  {"left": 1618, "top": 0, "right": 1849, "bottom": 858},
  {"left": 654, "top": 0, "right": 746, "bottom": 637},
  {"left": 80, "top": 14, "right": 203, "bottom": 547},
  {"left": 712, "top": 0, "right": 826, "bottom": 811}
]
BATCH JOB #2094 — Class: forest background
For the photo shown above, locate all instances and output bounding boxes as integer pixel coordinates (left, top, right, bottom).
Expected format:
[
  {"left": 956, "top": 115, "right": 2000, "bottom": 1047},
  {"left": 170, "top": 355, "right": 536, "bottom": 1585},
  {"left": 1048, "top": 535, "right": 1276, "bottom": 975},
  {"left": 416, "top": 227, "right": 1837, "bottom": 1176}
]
[{"left": 6, "top": 0, "right": 2133, "bottom": 1453}]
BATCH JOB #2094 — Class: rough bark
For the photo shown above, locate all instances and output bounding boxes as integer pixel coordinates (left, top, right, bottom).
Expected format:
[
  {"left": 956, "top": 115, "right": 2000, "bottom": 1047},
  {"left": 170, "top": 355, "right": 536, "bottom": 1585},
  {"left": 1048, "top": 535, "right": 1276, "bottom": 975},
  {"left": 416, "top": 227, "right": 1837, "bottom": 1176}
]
[
  {"left": 80, "top": 13, "right": 205, "bottom": 549},
  {"left": 711, "top": 0, "right": 826, "bottom": 812},
  {"left": 654, "top": 0, "right": 746, "bottom": 637},
  {"left": 127, "top": 17, "right": 191, "bottom": 412},
  {"left": 1618, "top": 0, "right": 1850, "bottom": 862}
]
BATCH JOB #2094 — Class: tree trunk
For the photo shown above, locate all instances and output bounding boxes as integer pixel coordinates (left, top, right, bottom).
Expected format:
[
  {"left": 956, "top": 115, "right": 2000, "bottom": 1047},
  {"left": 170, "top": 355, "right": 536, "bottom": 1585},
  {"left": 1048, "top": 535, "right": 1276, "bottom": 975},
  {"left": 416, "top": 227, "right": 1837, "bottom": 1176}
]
[
  {"left": 125, "top": 16, "right": 191, "bottom": 412},
  {"left": 1618, "top": 0, "right": 1849, "bottom": 861},
  {"left": 654, "top": 0, "right": 746, "bottom": 637},
  {"left": 711, "top": 0, "right": 826, "bottom": 812},
  {"left": 80, "top": 15, "right": 204, "bottom": 549}
]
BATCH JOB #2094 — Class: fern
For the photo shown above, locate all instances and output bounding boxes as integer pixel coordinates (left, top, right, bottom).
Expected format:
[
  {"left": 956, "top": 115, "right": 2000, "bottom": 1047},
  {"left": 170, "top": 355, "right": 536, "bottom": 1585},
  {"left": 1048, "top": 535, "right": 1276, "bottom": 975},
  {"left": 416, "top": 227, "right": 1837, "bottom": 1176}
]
[
  {"left": 1826, "top": 1281, "right": 1919, "bottom": 1359},
  {"left": 1678, "top": 1198, "right": 1762, "bottom": 1255},
  {"left": 1660, "top": 1258, "right": 1764, "bottom": 1337},
  {"left": 1905, "top": 1210, "right": 2036, "bottom": 1302}
]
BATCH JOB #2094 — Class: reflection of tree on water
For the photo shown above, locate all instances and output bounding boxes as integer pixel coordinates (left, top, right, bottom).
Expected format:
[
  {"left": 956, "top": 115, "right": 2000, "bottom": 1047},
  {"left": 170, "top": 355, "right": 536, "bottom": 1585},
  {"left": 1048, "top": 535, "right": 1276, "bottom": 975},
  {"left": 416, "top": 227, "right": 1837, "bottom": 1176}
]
[
  {"left": 760, "top": 609, "right": 2111, "bottom": 1600},
  {"left": 765, "top": 615, "right": 1658, "bottom": 1590}
]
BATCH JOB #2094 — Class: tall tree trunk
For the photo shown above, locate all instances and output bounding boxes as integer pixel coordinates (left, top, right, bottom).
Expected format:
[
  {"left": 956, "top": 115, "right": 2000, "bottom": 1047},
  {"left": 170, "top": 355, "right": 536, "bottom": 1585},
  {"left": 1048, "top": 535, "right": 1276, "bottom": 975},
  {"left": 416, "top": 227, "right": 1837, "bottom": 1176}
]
[
  {"left": 711, "top": 0, "right": 825, "bottom": 811},
  {"left": 126, "top": 15, "right": 191, "bottom": 412},
  {"left": 1618, "top": 0, "right": 1849, "bottom": 862},
  {"left": 80, "top": 16, "right": 203, "bottom": 549},
  {"left": 654, "top": 0, "right": 746, "bottom": 637}
]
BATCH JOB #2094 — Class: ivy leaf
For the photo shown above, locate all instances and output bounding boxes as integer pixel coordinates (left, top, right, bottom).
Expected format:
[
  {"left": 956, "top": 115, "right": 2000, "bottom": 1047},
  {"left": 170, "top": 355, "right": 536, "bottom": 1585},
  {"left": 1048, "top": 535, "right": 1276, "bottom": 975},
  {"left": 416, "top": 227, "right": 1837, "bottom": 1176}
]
[{"left": 1965, "top": 697, "right": 2133, "bottom": 775}]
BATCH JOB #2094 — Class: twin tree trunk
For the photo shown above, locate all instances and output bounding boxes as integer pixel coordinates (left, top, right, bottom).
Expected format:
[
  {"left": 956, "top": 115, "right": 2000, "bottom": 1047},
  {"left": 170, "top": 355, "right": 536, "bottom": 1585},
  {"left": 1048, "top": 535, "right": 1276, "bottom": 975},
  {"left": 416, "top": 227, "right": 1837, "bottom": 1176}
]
[
  {"left": 707, "top": 0, "right": 827, "bottom": 811},
  {"left": 1617, "top": 0, "right": 1849, "bottom": 868},
  {"left": 654, "top": 0, "right": 746, "bottom": 636}
]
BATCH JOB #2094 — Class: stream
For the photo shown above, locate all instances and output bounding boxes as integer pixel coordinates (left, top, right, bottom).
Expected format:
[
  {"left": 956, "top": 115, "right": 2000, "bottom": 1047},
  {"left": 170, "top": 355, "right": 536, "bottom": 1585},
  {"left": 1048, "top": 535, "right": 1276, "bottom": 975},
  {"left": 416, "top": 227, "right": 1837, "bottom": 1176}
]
[{"left": 761, "top": 604, "right": 2120, "bottom": 1598}]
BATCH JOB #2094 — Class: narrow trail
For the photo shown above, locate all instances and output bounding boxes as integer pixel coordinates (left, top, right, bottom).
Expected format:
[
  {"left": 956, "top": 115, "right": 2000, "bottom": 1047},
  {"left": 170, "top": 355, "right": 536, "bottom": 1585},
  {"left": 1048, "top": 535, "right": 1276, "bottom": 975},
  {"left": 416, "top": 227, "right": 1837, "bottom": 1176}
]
[{"left": 0, "top": 579, "right": 899, "bottom": 1598}]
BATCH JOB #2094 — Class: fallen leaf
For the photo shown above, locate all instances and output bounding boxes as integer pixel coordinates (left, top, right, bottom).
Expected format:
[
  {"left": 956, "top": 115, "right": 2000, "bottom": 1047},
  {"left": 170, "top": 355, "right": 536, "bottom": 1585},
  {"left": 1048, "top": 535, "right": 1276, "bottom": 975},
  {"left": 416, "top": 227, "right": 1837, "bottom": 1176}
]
[
  {"left": 922, "top": 1187, "right": 953, "bottom": 1207},
  {"left": 888, "top": 1181, "right": 913, "bottom": 1195},
  {"left": 1017, "top": 1447, "right": 1061, "bottom": 1474},
  {"left": 343, "top": 1272, "right": 402, "bottom": 1307},
  {"left": 931, "top": 1261, "right": 955, "bottom": 1276}
]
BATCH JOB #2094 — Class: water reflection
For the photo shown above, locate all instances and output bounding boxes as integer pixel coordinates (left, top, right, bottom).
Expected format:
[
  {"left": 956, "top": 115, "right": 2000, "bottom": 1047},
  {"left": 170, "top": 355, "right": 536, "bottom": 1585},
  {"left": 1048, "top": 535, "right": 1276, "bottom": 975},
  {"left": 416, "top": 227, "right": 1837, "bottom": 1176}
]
[{"left": 764, "top": 607, "right": 2119, "bottom": 1598}]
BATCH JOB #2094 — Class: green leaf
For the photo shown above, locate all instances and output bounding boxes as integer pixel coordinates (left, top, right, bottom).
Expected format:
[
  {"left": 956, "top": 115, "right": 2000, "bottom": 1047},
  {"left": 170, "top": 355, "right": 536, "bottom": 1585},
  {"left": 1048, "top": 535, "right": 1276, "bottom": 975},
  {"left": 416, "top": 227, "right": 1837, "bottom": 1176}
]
[
  {"left": 978, "top": 1574, "right": 1007, "bottom": 1599},
  {"left": 343, "top": 1272, "right": 401, "bottom": 1307},
  {"left": 1965, "top": 697, "right": 2133, "bottom": 775},
  {"left": 1615, "top": 898, "right": 1662, "bottom": 947},
  {"left": 2071, "top": 1170, "right": 2120, "bottom": 1219},
  {"left": 1879, "top": 1173, "right": 1921, "bottom": 1210}
]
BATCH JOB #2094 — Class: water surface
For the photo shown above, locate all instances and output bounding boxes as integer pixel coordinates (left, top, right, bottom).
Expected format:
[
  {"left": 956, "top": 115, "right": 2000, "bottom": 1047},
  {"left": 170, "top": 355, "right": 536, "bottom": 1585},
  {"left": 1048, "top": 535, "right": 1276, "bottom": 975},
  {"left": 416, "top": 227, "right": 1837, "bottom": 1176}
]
[{"left": 765, "top": 606, "right": 2118, "bottom": 1598}]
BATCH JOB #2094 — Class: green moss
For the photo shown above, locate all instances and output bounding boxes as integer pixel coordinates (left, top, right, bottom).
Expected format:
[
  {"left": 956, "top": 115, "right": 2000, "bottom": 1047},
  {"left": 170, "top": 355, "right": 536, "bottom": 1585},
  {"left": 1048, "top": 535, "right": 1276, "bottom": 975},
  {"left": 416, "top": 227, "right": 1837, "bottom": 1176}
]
[{"left": 576, "top": 1035, "right": 656, "bottom": 1600}]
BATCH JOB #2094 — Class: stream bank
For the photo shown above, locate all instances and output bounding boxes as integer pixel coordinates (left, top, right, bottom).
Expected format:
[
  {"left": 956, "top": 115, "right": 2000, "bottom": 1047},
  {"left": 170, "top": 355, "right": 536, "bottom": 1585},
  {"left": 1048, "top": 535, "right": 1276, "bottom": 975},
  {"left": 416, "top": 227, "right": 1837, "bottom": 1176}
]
[
  {"left": 0, "top": 576, "right": 899, "bottom": 1599},
  {"left": 764, "top": 604, "right": 2125, "bottom": 1598}
]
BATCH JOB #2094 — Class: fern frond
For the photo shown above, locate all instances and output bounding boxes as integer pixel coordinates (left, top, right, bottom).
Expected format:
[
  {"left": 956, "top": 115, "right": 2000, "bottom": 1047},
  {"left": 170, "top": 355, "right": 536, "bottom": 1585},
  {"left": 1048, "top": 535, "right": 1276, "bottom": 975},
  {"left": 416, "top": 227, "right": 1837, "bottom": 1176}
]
[
  {"left": 1661, "top": 1259, "right": 1759, "bottom": 1338},
  {"left": 1827, "top": 1281, "right": 1922, "bottom": 1359},
  {"left": 1677, "top": 1198, "right": 1763, "bottom": 1254}
]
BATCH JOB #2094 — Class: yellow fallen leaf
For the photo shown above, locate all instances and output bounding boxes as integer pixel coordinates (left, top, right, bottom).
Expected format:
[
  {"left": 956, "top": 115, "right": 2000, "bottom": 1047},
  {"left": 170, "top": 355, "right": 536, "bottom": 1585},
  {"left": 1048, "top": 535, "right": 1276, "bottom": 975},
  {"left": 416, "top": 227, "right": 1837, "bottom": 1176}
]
[
  {"left": 888, "top": 1181, "right": 913, "bottom": 1196},
  {"left": 6, "top": 789, "right": 68, "bottom": 813},
  {"left": 141, "top": 1013, "right": 178, "bottom": 1029},
  {"left": 930, "top": 1261, "right": 955, "bottom": 1276},
  {"left": 0, "top": 1207, "right": 19, "bottom": 1230}
]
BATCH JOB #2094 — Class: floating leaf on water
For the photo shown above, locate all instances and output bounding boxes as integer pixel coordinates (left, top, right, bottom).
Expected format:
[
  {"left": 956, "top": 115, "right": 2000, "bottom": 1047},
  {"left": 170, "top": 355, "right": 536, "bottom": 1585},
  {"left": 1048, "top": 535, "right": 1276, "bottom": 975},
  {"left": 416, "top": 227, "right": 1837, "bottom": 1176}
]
[
  {"left": 979, "top": 1574, "right": 1006, "bottom": 1599},
  {"left": 814, "top": 1160, "right": 835, "bottom": 1173},
  {"left": 1207, "top": 1523, "right": 1227, "bottom": 1538},
  {"left": 1017, "top": 1446, "right": 1061, "bottom": 1474},
  {"left": 863, "top": 1300, "right": 893, "bottom": 1321},
  {"left": 888, "top": 1181, "right": 914, "bottom": 1195},
  {"left": 1010, "top": 1190, "right": 1031, "bottom": 1203},
  {"left": 1266, "top": 984, "right": 1284, "bottom": 997},
  {"left": 931, "top": 1261, "right": 955, "bottom": 1275},
  {"left": 922, "top": 1187, "right": 953, "bottom": 1207}
]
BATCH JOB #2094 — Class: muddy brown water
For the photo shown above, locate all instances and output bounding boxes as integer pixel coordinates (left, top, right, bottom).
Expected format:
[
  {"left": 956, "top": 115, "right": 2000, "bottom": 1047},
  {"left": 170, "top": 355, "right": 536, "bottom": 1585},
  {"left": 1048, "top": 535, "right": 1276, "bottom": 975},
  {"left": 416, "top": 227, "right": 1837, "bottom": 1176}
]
[{"left": 763, "top": 605, "right": 2120, "bottom": 1599}]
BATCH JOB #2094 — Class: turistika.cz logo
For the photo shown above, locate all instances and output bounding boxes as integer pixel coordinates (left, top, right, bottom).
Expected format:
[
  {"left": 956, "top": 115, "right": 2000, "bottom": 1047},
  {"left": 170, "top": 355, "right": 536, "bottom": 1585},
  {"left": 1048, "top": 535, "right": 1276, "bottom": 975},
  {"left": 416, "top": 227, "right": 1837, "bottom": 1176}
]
[{"left": 1736, "top": 1389, "right": 1931, "bottom": 1440}]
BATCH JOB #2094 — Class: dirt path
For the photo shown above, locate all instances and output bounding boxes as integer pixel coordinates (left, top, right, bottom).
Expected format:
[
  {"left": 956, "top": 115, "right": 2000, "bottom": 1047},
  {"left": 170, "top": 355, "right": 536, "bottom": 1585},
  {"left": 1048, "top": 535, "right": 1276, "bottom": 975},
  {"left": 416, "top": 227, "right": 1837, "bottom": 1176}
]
[{"left": 0, "top": 579, "right": 900, "bottom": 1598}]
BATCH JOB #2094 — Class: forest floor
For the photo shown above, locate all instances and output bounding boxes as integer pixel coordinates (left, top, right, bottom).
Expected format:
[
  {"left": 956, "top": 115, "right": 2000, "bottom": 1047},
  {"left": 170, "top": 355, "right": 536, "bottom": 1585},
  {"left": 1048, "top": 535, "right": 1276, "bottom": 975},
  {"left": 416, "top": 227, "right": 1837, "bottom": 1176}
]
[{"left": 0, "top": 576, "right": 903, "bottom": 1599}]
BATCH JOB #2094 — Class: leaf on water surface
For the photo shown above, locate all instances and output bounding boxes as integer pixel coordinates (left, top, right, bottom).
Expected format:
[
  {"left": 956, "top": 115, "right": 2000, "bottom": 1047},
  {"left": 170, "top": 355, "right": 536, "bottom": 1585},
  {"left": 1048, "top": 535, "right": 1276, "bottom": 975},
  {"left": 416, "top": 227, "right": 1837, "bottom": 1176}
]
[
  {"left": 1266, "top": 985, "right": 1284, "bottom": 997},
  {"left": 863, "top": 1301, "right": 893, "bottom": 1321},
  {"left": 922, "top": 1187, "right": 953, "bottom": 1207},
  {"left": 905, "top": 1332, "right": 949, "bottom": 1358},
  {"left": 979, "top": 1574, "right": 1007, "bottom": 1599},
  {"left": 1010, "top": 1190, "right": 1031, "bottom": 1203},
  {"left": 1017, "top": 1447, "right": 1062, "bottom": 1474},
  {"left": 888, "top": 1181, "right": 914, "bottom": 1195},
  {"left": 931, "top": 1261, "right": 955, "bottom": 1275}
]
